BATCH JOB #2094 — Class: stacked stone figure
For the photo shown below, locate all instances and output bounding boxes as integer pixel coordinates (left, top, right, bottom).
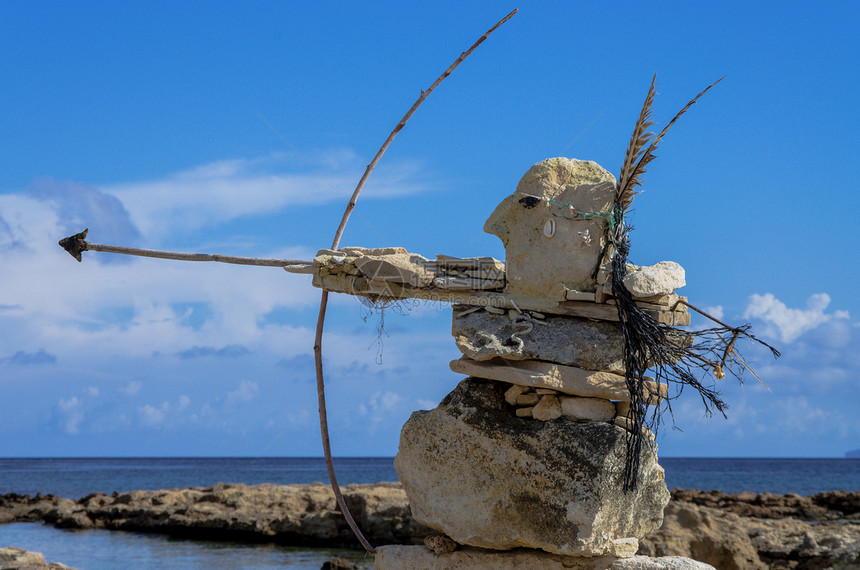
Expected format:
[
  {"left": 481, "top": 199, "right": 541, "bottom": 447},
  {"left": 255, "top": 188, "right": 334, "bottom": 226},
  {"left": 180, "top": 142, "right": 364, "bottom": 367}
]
[{"left": 310, "top": 158, "right": 713, "bottom": 569}]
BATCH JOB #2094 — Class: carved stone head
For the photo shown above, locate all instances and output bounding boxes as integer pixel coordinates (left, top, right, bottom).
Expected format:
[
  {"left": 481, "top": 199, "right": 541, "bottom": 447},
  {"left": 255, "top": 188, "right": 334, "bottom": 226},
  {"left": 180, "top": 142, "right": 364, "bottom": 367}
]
[{"left": 484, "top": 158, "right": 616, "bottom": 300}]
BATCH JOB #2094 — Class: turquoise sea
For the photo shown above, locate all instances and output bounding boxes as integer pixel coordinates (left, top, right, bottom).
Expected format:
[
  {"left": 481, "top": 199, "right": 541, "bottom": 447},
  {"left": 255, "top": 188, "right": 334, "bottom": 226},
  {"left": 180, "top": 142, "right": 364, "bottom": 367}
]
[{"left": 1, "top": 457, "right": 858, "bottom": 569}]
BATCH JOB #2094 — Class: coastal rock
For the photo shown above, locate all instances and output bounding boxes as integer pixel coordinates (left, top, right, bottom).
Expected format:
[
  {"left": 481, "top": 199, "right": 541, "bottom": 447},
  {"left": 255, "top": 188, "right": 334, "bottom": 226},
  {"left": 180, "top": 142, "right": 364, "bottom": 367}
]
[
  {"left": 639, "top": 502, "right": 766, "bottom": 570},
  {"left": 452, "top": 306, "right": 625, "bottom": 371},
  {"left": 744, "top": 515, "right": 860, "bottom": 568},
  {"left": 670, "top": 488, "right": 860, "bottom": 520},
  {"left": 374, "top": 546, "right": 715, "bottom": 570},
  {"left": 483, "top": 158, "right": 616, "bottom": 299},
  {"left": 642, "top": 496, "right": 860, "bottom": 569},
  {"left": 0, "top": 547, "right": 77, "bottom": 569},
  {"left": 0, "top": 483, "right": 430, "bottom": 548},
  {"left": 3, "top": 487, "right": 859, "bottom": 567},
  {"left": 321, "top": 557, "right": 358, "bottom": 570},
  {"left": 394, "top": 378, "right": 670, "bottom": 556}
]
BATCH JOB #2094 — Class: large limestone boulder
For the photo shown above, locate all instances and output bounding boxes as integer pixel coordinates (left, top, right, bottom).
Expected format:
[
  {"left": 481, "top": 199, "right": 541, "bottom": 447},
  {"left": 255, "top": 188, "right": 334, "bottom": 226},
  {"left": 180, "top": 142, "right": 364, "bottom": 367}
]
[
  {"left": 484, "top": 158, "right": 616, "bottom": 300},
  {"left": 394, "top": 379, "right": 670, "bottom": 556}
]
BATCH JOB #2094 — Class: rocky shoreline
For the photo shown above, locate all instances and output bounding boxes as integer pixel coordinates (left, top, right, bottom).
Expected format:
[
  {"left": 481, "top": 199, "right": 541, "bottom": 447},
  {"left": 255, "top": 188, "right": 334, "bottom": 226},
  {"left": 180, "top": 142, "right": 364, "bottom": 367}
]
[{"left": 2, "top": 483, "right": 858, "bottom": 569}]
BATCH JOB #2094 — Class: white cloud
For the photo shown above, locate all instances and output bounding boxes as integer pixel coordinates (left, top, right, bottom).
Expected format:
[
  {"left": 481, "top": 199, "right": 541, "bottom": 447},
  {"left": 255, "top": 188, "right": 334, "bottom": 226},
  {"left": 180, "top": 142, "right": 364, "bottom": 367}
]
[
  {"left": 103, "top": 154, "right": 430, "bottom": 241},
  {"left": 86, "top": 386, "right": 100, "bottom": 397},
  {"left": 57, "top": 397, "right": 83, "bottom": 435},
  {"left": 177, "top": 395, "right": 191, "bottom": 411},
  {"left": 121, "top": 381, "right": 142, "bottom": 396},
  {"left": 360, "top": 390, "right": 402, "bottom": 424},
  {"left": 743, "top": 293, "right": 848, "bottom": 343},
  {"left": 226, "top": 380, "right": 259, "bottom": 404},
  {"left": 139, "top": 401, "right": 169, "bottom": 426},
  {"left": 704, "top": 305, "right": 724, "bottom": 321}
]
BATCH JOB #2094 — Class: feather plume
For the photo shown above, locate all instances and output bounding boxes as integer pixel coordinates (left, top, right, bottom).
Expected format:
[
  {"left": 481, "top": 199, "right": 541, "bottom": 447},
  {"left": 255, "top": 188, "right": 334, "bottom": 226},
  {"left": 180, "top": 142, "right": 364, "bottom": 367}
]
[
  {"left": 616, "top": 76, "right": 725, "bottom": 214},
  {"left": 616, "top": 75, "right": 657, "bottom": 210}
]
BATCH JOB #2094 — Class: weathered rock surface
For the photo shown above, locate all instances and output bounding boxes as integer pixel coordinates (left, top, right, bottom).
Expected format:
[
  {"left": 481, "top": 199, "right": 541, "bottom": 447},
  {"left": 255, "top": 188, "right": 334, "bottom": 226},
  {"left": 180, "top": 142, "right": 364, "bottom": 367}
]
[
  {"left": 375, "top": 546, "right": 715, "bottom": 570},
  {"left": 452, "top": 306, "right": 625, "bottom": 371},
  {"left": 484, "top": 158, "right": 616, "bottom": 299},
  {"left": 622, "top": 262, "right": 685, "bottom": 297},
  {"left": 639, "top": 491, "right": 860, "bottom": 570},
  {"left": 353, "top": 252, "right": 435, "bottom": 287},
  {"left": 561, "top": 395, "right": 617, "bottom": 422},
  {"left": 0, "top": 547, "right": 76, "bottom": 569},
  {"left": 610, "top": 558, "right": 716, "bottom": 570},
  {"left": 394, "top": 378, "right": 670, "bottom": 556},
  {"left": 321, "top": 557, "right": 360, "bottom": 570},
  {"left": 670, "top": 488, "right": 860, "bottom": 520},
  {"left": 639, "top": 501, "right": 767, "bottom": 570},
  {"left": 532, "top": 393, "right": 563, "bottom": 420},
  {"left": 450, "top": 357, "right": 666, "bottom": 402}
]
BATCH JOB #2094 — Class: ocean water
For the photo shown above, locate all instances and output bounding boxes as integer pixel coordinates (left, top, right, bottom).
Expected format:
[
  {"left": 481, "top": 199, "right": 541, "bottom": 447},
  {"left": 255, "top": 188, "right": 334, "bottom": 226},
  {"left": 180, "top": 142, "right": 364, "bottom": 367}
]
[
  {"left": 0, "top": 457, "right": 396, "bottom": 499},
  {"left": 1, "top": 457, "right": 858, "bottom": 569}
]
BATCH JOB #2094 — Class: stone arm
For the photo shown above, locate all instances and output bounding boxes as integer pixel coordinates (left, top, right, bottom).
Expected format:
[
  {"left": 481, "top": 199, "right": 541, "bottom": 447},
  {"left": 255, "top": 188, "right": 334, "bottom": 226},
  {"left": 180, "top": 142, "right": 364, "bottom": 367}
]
[{"left": 307, "top": 246, "right": 690, "bottom": 327}]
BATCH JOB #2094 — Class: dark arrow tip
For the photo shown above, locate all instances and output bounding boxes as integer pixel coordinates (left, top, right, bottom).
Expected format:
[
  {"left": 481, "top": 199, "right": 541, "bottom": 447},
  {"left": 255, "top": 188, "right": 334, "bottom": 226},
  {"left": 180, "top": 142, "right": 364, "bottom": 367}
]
[{"left": 58, "top": 228, "right": 89, "bottom": 262}]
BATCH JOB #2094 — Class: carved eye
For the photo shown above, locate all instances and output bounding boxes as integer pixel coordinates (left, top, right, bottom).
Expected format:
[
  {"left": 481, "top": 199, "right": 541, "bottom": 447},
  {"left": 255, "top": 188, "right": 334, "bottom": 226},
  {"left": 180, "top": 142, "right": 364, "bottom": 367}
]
[
  {"left": 544, "top": 218, "right": 556, "bottom": 238},
  {"left": 518, "top": 196, "right": 541, "bottom": 209}
]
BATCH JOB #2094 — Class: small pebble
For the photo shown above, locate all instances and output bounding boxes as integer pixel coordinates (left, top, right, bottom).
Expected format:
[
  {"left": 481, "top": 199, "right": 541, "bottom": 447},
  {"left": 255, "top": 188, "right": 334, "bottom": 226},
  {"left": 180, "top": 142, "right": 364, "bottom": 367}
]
[
  {"left": 516, "top": 393, "right": 540, "bottom": 406},
  {"left": 515, "top": 407, "right": 534, "bottom": 418}
]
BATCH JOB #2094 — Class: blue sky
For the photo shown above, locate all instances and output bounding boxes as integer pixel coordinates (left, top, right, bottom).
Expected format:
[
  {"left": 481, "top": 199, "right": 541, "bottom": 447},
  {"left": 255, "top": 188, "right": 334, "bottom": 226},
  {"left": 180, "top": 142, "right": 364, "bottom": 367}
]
[{"left": 1, "top": 1, "right": 858, "bottom": 458}]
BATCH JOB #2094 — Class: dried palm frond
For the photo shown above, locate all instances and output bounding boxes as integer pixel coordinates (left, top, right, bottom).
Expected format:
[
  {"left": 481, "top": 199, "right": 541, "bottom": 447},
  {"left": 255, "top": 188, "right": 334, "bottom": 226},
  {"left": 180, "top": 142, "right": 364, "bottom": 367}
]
[{"left": 616, "top": 75, "right": 725, "bottom": 216}]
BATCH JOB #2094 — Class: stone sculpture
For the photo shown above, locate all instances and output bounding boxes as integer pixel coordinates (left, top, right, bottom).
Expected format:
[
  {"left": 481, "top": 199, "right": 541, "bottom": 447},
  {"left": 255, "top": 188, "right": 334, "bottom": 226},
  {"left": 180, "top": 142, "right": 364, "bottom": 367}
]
[{"left": 308, "top": 157, "right": 692, "bottom": 565}]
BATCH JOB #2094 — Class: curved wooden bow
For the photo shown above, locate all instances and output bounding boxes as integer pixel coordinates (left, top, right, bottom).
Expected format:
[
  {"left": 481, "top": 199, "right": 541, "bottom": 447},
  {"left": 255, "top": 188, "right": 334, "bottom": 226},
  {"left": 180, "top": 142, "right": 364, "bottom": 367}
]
[{"left": 312, "top": 9, "right": 518, "bottom": 553}]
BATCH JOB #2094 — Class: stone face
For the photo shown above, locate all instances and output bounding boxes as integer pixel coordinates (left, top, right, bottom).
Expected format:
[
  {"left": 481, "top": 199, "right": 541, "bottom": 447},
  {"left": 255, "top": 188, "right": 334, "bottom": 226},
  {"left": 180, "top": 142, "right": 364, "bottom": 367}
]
[
  {"left": 484, "top": 158, "right": 617, "bottom": 299},
  {"left": 622, "top": 262, "right": 685, "bottom": 297},
  {"left": 394, "top": 379, "right": 670, "bottom": 556},
  {"left": 452, "top": 306, "right": 625, "bottom": 372},
  {"left": 449, "top": 357, "right": 667, "bottom": 402},
  {"left": 561, "top": 396, "right": 616, "bottom": 422}
]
